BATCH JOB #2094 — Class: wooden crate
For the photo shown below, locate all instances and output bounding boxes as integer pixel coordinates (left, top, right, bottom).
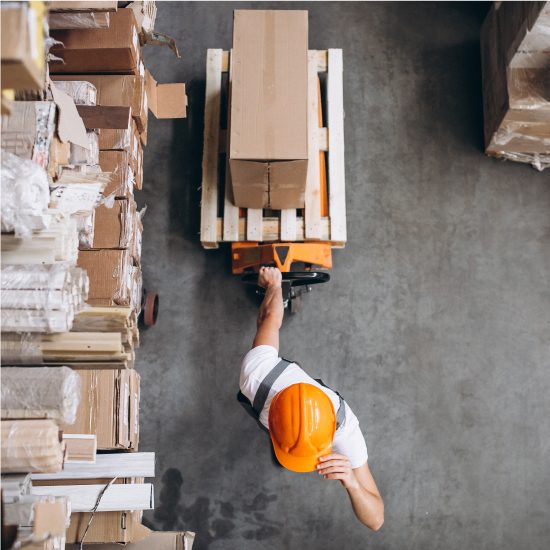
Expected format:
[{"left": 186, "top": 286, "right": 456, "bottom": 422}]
[{"left": 200, "top": 48, "right": 346, "bottom": 249}]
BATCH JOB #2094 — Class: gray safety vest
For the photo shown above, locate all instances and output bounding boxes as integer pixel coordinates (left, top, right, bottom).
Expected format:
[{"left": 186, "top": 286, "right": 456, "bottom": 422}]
[{"left": 237, "top": 358, "right": 347, "bottom": 432}]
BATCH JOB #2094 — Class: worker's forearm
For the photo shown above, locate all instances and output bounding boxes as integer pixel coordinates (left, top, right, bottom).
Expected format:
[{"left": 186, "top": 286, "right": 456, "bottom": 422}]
[
  {"left": 257, "top": 284, "right": 284, "bottom": 328},
  {"left": 346, "top": 481, "right": 384, "bottom": 531}
]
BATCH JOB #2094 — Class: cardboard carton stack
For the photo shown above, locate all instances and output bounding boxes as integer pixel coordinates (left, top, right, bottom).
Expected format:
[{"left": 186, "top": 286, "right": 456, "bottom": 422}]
[
  {"left": 481, "top": 1, "right": 550, "bottom": 171},
  {"left": 1, "top": 2, "right": 194, "bottom": 549}
]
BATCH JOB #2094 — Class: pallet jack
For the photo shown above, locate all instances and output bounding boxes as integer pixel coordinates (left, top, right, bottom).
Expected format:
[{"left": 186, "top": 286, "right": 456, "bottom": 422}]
[{"left": 230, "top": 80, "right": 332, "bottom": 313}]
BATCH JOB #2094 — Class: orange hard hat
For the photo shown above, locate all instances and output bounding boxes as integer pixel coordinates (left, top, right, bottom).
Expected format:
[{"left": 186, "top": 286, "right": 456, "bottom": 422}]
[{"left": 268, "top": 383, "right": 336, "bottom": 472}]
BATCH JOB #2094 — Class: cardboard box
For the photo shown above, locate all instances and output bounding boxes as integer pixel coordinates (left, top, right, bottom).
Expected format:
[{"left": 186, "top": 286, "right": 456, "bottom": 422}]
[
  {"left": 76, "top": 528, "right": 196, "bottom": 549},
  {"left": 91, "top": 198, "right": 136, "bottom": 249},
  {"left": 229, "top": 10, "right": 309, "bottom": 209},
  {"left": 52, "top": 74, "right": 147, "bottom": 134},
  {"left": 1, "top": 101, "right": 56, "bottom": 169},
  {"left": 66, "top": 511, "right": 143, "bottom": 544},
  {"left": 99, "top": 150, "right": 132, "bottom": 197},
  {"left": 62, "top": 368, "right": 140, "bottom": 449},
  {"left": 144, "top": 69, "right": 187, "bottom": 119},
  {"left": 77, "top": 248, "right": 140, "bottom": 307},
  {"left": 50, "top": 9, "right": 141, "bottom": 75},
  {"left": 98, "top": 121, "right": 142, "bottom": 185},
  {"left": 1, "top": 3, "right": 45, "bottom": 90}
]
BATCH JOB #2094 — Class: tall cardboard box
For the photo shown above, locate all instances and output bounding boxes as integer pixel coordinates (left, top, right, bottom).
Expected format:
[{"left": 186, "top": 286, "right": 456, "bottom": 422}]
[
  {"left": 62, "top": 369, "right": 140, "bottom": 450},
  {"left": 229, "top": 10, "right": 309, "bottom": 209},
  {"left": 49, "top": 9, "right": 141, "bottom": 74}
]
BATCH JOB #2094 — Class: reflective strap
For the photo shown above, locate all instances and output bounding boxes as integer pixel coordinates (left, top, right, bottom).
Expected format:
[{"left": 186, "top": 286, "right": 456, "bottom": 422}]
[
  {"left": 252, "top": 359, "right": 291, "bottom": 415},
  {"left": 335, "top": 394, "right": 346, "bottom": 430},
  {"left": 315, "top": 378, "right": 346, "bottom": 430}
]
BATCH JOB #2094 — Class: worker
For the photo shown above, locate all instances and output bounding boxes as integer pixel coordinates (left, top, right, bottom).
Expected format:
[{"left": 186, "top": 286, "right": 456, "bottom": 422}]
[{"left": 238, "top": 266, "right": 384, "bottom": 531}]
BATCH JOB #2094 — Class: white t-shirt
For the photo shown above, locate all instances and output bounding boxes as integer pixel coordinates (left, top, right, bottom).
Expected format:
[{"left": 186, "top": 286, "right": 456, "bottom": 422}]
[{"left": 240, "top": 345, "right": 368, "bottom": 469}]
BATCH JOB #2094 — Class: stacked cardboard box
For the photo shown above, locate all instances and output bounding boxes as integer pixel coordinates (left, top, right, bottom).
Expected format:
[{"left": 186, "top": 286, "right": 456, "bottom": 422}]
[
  {"left": 481, "top": 1, "right": 550, "bottom": 170},
  {"left": 1, "top": 3, "right": 194, "bottom": 548}
]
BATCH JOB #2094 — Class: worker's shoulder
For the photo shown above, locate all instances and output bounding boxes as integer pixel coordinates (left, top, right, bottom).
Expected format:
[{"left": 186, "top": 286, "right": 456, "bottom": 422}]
[{"left": 241, "top": 345, "right": 280, "bottom": 374}]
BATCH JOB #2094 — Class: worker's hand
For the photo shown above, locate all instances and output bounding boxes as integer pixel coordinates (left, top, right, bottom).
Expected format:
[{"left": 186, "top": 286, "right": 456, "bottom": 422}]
[
  {"left": 258, "top": 266, "right": 282, "bottom": 290},
  {"left": 317, "top": 453, "right": 359, "bottom": 491}
]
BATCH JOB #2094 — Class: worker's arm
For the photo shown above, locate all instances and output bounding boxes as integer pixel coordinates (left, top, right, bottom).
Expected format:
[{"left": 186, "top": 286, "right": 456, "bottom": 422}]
[
  {"left": 317, "top": 454, "right": 384, "bottom": 531},
  {"left": 253, "top": 267, "right": 284, "bottom": 350}
]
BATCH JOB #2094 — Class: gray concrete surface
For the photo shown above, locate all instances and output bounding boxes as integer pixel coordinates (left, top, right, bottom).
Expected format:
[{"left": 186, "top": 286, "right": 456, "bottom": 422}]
[{"left": 137, "top": 2, "right": 550, "bottom": 549}]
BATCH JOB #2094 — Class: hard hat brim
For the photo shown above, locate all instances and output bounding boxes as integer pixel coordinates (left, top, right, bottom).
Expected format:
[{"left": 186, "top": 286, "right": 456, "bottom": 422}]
[{"left": 270, "top": 436, "right": 331, "bottom": 473}]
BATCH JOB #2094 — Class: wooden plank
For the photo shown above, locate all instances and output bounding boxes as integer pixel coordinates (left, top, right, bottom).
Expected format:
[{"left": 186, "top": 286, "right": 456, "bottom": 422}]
[
  {"left": 216, "top": 217, "right": 345, "bottom": 246},
  {"left": 247, "top": 209, "right": 264, "bottom": 241},
  {"left": 223, "top": 50, "right": 240, "bottom": 242},
  {"left": 76, "top": 105, "right": 131, "bottom": 130},
  {"left": 312, "top": 49, "right": 328, "bottom": 72},
  {"left": 327, "top": 49, "right": 347, "bottom": 243},
  {"left": 304, "top": 50, "right": 322, "bottom": 240},
  {"left": 31, "top": 452, "right": 155, "bottom": 480},
  {"left": 31, "top": 483, "right": 154, "bottom": 512},
  {"left": 222, "top": 50, "right": 230, "bottom": 72},
  {"left": 280, "top": 210, "right": 297, "bottom": 241},
  {"left": 200, "top": 49, "right": 223, "bottom": 248},
  {"left": 63, "top": 434, "right": 97, "bottom": 463}
]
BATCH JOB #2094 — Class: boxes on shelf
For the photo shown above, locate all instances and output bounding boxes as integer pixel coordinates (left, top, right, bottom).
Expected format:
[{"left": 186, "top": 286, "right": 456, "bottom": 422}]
[
  {"left": 1, "top": 101, "right": 56, "bottom": 170},
  {"left": 87, "top": 199, "right": 142, "bottom": 262},
  {"left": 49, "top": 9, "right": 142, "bottom": 75},
  {"left": 1, "top": 95, "right": 89, "bottom": 174},
  {"left": 1, "top": 2, "right": 46, "bottom": 90},
  {"left": 66, "top": 510, "right": 143, "bottom": 544},
  {"left": 229, "top": 9, "right": 309, "bottom": 209},
  {"left": 61, "top": 368, "right": 140, "bottom": 450},
  {"left": 52, "top": 74, "right": 148, "bottom": 135},
  {"left": 77, "top": 248, "right": 141, "bottom": 308},
  {"left": 481, "top": 1, "right": 550, "bottom": 170},
  {"left": 99, "top": 150, "right": 133, "bottom": 198}
]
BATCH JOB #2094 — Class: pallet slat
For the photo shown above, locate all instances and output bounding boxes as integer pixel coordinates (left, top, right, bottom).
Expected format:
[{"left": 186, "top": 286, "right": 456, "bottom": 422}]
[
  {"left": 200, "top": 49, "right": 223, "bottom": 249},
  {"left": 223, "top": 49, "right": 240, "bottom": 242},
  {"left": 304, "top": 50, "right": 322, "bottom": 240},
  {"left": 327, "top": 49, "right": 347, "bottom": 243},
  {"left": 247, "top": 209, "right": 264, "bottom": 241}
]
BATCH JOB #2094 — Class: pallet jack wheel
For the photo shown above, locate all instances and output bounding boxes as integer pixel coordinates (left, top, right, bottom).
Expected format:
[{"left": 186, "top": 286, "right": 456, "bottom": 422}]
[{"left": 142, "top": 290, "right": 159, "bottom": 327}]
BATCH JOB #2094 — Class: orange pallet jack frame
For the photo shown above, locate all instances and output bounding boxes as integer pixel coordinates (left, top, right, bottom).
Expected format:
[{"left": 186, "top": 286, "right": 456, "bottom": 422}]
[{"left": 232, "top": 77, "right": 331, "bottom": 276}]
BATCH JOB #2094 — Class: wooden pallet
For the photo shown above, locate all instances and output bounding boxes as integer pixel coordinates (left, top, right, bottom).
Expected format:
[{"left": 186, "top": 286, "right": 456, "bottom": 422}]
[{"left": 200, "top": 49, "right": 346, "bottom": 249}]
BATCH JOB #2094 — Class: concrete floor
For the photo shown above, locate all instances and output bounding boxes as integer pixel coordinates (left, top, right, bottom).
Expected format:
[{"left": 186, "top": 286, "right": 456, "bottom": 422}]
[{"left": 137, "top": 2, "right": 550, "bottom": 549}]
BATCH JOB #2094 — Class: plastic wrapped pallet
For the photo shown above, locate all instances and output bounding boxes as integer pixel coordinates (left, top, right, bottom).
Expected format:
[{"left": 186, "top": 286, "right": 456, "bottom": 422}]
[
  {"left": 1, "top": 366, "right": 81, "bottom": 424},
  {"left": 481, "top": 1, "right": 550, "bottom": 170},
  {"left": 1, "top": 419, "right": 64, "bottom": 474},
  {"left": 0, "top": 152, "right": 51, "bottom": 238}
]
